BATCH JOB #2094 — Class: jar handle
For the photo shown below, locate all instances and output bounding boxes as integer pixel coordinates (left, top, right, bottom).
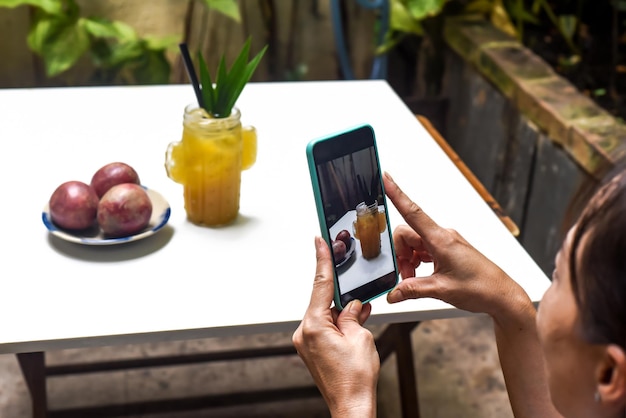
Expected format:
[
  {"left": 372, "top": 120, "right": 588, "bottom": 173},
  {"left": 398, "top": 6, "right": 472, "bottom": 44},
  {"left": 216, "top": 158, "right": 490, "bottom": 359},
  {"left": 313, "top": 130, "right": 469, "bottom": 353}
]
[{"left": 242, "top": 125, "right": 257, "bottom": 171}]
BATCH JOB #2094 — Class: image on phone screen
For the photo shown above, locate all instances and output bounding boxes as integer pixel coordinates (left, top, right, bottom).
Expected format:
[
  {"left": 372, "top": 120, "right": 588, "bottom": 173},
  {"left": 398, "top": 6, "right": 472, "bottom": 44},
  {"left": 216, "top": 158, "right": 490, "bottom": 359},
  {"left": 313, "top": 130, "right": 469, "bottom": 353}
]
[{"left": 309, "top": 126, "right": 397, "bottom": 308}]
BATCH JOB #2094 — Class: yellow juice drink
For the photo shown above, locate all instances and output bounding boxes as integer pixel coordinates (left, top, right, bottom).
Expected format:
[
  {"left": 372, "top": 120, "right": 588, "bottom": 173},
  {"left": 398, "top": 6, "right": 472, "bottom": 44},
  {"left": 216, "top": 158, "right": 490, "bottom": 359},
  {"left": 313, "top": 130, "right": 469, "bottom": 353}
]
[
  {"left": 353, "top": 201, "right": 383, "bottom": 259},
  {"left": 165, "top": 106, "right": 256, "bottom": 226}
]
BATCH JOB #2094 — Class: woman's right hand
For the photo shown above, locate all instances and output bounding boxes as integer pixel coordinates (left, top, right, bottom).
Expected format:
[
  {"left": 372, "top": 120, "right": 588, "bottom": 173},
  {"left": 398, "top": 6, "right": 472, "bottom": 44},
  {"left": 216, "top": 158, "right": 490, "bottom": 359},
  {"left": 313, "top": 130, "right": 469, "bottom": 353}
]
[{"left": 383, "top": 172, "right": 531, "bottom": 318}]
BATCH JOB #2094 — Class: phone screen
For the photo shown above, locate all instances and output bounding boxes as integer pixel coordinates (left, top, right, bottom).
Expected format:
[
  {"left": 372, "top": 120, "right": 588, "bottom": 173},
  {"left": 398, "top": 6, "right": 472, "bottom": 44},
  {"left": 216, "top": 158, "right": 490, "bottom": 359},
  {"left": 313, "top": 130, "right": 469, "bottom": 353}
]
[{"left": 307, "top": 125, "right": 398, "bottom": 309}]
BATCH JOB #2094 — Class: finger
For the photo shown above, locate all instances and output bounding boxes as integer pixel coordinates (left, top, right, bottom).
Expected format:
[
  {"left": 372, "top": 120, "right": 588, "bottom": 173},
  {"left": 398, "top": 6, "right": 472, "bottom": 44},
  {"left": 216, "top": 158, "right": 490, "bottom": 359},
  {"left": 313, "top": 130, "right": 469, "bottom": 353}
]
[
  {"left": 358, "top": 302, "right": 372, "bottom": 325},
  {"left": 383, "top": 172, "right": 441, "bottom": 241},
  {"left": 386, "top": 274, "right": 444, "bottom": 303},
  {"left": 393, "top": 225, "right": 428, "bottom": 258},
  {"left": 306, "top": 236, "right": 336, "bottom": 312},
  {"left": 397, "top": 257, "right": 417, "bottom": 280},
  {"left": 336, "top": 300, "right": 366, "bottom": 334}
]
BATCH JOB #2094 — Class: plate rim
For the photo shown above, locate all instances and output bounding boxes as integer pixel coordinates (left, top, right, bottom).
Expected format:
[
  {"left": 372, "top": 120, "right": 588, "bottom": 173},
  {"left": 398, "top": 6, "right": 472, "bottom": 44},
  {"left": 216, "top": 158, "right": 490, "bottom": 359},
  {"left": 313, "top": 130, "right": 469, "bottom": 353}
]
[
  {"left": 335, "top": 237, "right": 356, "bottom": 267},
  {"left": 42, "top": 186, "right": 171, "bottom": 246}
]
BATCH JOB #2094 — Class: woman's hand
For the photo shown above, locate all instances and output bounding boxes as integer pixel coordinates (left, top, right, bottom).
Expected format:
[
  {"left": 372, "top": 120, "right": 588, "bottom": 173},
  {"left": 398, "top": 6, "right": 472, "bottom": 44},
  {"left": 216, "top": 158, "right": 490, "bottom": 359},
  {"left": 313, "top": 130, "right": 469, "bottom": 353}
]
[
  {"left": 383, "top": 172, "right": 563, "bottom": 418},
  {"left": 292, "top": 237, "right": 379, "bottom": 418},
  {"left": 383, "top": 172, "right": 530, "bottom": 318}
]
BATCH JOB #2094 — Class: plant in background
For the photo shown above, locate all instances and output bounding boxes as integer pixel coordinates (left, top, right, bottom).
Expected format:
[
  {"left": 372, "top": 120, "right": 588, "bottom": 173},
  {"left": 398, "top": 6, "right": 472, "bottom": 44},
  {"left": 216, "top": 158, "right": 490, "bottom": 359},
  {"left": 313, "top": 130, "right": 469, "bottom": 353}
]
[
  {"left": 379, "top": 0, "right": 448, "bottom": 53},
  {"left": 0, "top": 0, "right": 178, "bottom": 84},
  {"left": 201, "top": 0, "right": 241, "bottom": 22},
  {"left": 0, "top": 0, "right": 241, "bottom": 85}
]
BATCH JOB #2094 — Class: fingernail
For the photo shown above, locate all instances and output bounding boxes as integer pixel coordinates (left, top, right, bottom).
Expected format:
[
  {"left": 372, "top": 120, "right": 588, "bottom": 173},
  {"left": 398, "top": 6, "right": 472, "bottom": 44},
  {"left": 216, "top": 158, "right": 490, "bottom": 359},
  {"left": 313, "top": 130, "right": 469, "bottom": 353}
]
[
  {"left": 387, "top": 289, "right": 400, "bottom": 303},
  {"left": 348, "top": 299, "right": 362, "bottom": 313},
  {"left": 314, "top": 236, "right": 323, "bottom": 250},
  {"left": 384, "top": 171, "right": 394, "bottom": 182}
]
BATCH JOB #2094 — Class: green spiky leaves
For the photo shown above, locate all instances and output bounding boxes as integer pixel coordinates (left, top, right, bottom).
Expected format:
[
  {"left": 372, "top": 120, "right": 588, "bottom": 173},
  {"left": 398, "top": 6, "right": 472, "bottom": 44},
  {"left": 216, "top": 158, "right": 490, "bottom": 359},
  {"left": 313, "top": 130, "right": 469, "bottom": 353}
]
[{"left": 198, "top": 38, "right": 267, "bottom": 118}]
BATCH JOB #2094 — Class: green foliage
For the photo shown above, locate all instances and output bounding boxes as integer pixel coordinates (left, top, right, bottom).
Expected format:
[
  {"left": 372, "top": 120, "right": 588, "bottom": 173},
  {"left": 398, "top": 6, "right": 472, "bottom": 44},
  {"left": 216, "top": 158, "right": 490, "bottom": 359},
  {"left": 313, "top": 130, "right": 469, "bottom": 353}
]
[
  {"left": 0, "top": 0, "right": 60, "bottom": 14},
  {"left": 201, "top": 0, "right": 240, "bottom": 22},
  {"left": 1, "top": 0, "right": 179, "bottom": 84},
  {"left": 384, "top": 0, "right": 584, "bottom": 59},
  {"left": 380, "top": 0, "right": 447, "bottom": 52},
  {"left": 198, "top": 38, "right": 267, "bottom": 118}
]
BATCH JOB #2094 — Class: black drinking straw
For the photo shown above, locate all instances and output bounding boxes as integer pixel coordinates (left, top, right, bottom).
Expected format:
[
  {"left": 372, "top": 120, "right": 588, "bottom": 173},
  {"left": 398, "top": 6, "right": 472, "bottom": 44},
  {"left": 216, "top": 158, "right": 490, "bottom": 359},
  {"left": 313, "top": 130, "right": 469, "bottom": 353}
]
[{"left": 179, "top": 43, "right": 204, "bottom": 109}]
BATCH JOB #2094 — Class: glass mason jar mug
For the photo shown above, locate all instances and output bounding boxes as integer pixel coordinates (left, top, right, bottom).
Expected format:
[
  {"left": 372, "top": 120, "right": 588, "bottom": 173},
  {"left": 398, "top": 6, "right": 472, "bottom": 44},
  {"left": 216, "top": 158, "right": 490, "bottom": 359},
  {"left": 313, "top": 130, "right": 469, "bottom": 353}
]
[
  {"left": 165, "top": 105, "right": 256, "bottom": 226},
  {"left": 352, "top": 200, "right": 387, "bottom": 259}
]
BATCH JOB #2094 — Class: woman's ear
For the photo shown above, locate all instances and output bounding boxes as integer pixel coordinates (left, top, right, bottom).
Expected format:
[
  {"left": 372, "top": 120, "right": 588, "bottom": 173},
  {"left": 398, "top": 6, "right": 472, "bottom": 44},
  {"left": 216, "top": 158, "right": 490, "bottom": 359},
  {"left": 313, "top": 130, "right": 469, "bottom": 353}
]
[{"left": 596, "top": 344, "right": 626, "bottom": 410}]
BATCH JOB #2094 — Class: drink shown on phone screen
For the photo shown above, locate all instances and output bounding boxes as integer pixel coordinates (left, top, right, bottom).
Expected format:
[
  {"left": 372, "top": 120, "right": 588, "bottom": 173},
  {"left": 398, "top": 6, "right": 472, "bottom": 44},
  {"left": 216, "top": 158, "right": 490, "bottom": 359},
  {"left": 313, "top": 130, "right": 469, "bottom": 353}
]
[{"left": 306, "top": 124, "right": 398, "bottom": 310}]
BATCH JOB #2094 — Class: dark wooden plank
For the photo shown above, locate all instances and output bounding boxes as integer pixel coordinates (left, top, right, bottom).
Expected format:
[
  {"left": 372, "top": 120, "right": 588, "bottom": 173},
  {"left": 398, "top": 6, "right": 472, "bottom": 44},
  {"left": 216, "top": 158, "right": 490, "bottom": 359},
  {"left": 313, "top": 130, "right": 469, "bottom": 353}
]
[
  {"left": 442, "top": 49, "right": 508, "bottom": 193},
  {"left": 492, "top": 106, "right": 538, "bottom": 230},
  {"left": 521, "top": 135, "right": 592, "bottom": 275}
]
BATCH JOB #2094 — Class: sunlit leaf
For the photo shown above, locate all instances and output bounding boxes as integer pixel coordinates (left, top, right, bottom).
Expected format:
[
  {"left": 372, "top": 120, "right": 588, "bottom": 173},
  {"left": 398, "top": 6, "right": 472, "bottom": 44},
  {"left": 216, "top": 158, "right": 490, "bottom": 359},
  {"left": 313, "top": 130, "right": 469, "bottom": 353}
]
[
  {"left": 200, "top": 0, "right": 240, "bottom": 22},
  {"left": 105, "top": 40, "right": 143, "bottom": 67},
  {"left": 143, "top": 34, "right": 180, "bottom": 51},
  {"left": 491, "top": 0, "right": 517, "bottom": 37},
  {"left": 405, "top": 0, "right": 447, "bottom": 20},
  {"left": 389, "top": 0, "right": 423, "bottom": 35},
  {"left": 27, "top": 11, "right": 89, "bottom": 76},
  {"left": 0, "top": 0, "right": 62, "bottom": 15},
  {"left": 83, "top": 17, "right": 137, "bottom": 42}
]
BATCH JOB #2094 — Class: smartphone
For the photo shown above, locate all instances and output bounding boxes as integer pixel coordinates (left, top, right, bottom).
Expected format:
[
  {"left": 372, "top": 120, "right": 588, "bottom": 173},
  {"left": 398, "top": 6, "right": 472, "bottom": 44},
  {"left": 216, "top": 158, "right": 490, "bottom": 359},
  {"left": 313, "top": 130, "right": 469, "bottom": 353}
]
[{"left": 306, "top": 124, "right": 398, "bottom": 310}]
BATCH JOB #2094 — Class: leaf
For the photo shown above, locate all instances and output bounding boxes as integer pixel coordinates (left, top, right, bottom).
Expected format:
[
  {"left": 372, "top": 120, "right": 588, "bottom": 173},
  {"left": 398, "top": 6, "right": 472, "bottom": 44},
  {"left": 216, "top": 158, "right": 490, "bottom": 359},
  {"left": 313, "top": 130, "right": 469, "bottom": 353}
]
[
  {"left": 389, "top": 0, "right": 423, "bottom": 35},
  {"left": 104, "top": 40, "right": 143, "bottom": 67},
  {"left": 490, "top": 0, "right": 517, "bottom": 38},
  {"left": 224, "top": 43, "right": 267, "bottom": 115},
  {"left": 198, "top": 52, "right": 216, "bottom": 113},
  {"left": 558, "top": 15, "right": 577, "bottom": 42},
  {"left": 507, "top": 0, "right": 540, "bottom": 25},
  {"left": 216, "top": 38, "right": 251, "bottom": 115},
  {"left": 83, "top": 17, "right": 137, "bottom": 42},
  {"left": 196, "top": 38, "right": 267, "bottom": 117},
  {"left": 463, "top": 0, "right": 496, "bottom": 15},
  {"left": 200, "top": 0, "right": 240, "bottom": 22},
  {"left": 0, "top": 0, "right": 62, "bottom": 15},
  {"left": 27, "top": 11, "right": 89, "bottom": 77},
  {"left": 131, "top": 48, "right": 171, "bottom": 84},
  {"left": 143, "top": 34, "right": 180, "bottom": 51},
  {"left": 214, "top": 56, "right": 229, "bottom": 116},
  {"left": 406, "top": 0, "right": 447, "bottom": 20}
]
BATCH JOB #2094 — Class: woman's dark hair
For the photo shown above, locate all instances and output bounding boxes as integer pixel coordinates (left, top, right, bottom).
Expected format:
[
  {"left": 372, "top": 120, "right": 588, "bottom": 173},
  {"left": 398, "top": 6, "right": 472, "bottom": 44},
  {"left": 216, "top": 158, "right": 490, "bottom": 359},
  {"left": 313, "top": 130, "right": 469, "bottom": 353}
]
[{"left": 568, "top": 164, "right": 626, "bottom": 348}]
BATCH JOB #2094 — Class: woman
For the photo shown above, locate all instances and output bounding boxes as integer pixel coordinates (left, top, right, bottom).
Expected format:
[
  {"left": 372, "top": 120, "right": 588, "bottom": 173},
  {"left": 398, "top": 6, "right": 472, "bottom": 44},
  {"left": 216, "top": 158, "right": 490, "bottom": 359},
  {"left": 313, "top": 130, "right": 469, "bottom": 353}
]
[{"left": 293, "top": 171, "right": 626, "bottom": 418}]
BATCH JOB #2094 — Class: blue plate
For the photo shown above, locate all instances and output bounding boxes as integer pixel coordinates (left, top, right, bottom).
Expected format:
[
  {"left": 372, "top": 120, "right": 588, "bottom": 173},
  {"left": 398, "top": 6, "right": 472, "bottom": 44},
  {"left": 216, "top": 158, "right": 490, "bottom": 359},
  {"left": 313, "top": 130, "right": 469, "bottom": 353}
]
[{"left": 42, "top": 186, "right": 171, "bottom": 246}]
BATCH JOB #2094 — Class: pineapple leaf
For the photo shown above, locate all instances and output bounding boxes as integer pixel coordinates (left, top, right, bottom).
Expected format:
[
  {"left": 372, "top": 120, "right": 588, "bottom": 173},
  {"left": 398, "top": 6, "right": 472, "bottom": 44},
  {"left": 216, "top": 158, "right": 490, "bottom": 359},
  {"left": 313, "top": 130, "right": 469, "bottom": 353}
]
[
  {"left": 197, "top": 37, "right": 266, "bottom": 117},
  {"left": 198, "top": 52, "right": 215, "bottom": 113},
  {"left": 224, "top": 43, "right": 267, "bottom": 116}
]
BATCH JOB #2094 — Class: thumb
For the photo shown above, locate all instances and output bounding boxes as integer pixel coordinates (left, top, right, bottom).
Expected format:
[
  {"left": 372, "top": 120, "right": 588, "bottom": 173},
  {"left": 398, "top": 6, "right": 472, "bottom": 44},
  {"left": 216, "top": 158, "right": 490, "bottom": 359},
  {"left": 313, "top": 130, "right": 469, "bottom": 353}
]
[
  {"left": 336, "top": 300, "right": 366, "bottom": 334},
  {"left": 386, "top": 275, "right": 443, "bottom": 303}
]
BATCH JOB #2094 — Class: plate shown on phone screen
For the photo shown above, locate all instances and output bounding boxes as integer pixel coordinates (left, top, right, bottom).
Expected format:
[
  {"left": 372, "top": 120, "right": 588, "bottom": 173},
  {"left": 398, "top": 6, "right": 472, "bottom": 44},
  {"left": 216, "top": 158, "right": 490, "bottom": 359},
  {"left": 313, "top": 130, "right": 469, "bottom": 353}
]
[
  {"left": 42, "top": 186, "right": 171, "bottom": 246},
  {"left": 335, "top": 237, "right": 356, "bottom": 267}
]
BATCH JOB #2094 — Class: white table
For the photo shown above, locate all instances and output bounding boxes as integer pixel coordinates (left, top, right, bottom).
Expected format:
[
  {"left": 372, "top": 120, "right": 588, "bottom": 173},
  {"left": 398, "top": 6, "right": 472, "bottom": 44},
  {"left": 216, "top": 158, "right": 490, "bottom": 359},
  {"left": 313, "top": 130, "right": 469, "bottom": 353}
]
[{"left": 0, "top": 81, "right": 550, "bottom": 416}]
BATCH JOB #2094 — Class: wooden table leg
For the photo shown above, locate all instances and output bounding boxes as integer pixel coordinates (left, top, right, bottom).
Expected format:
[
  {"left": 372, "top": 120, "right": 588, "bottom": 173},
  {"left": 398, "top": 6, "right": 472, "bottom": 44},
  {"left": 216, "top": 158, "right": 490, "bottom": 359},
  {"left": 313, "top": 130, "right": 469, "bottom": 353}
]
[
  {"left": 395, "top": 323, "right": 420, "bottom": 418},
  {"left": 17, "top": 352, "right": 48, "bottom": 418},
  {"left": 376, "top": 322, "right": 420, "bottom": 418}
]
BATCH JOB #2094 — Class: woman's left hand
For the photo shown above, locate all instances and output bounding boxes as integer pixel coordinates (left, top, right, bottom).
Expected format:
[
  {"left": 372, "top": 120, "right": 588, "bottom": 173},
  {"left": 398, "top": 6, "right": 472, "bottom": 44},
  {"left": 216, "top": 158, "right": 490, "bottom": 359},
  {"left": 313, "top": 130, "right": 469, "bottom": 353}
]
[{"left": 292, "top": 236, "right": 379, "bottom": 418}]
